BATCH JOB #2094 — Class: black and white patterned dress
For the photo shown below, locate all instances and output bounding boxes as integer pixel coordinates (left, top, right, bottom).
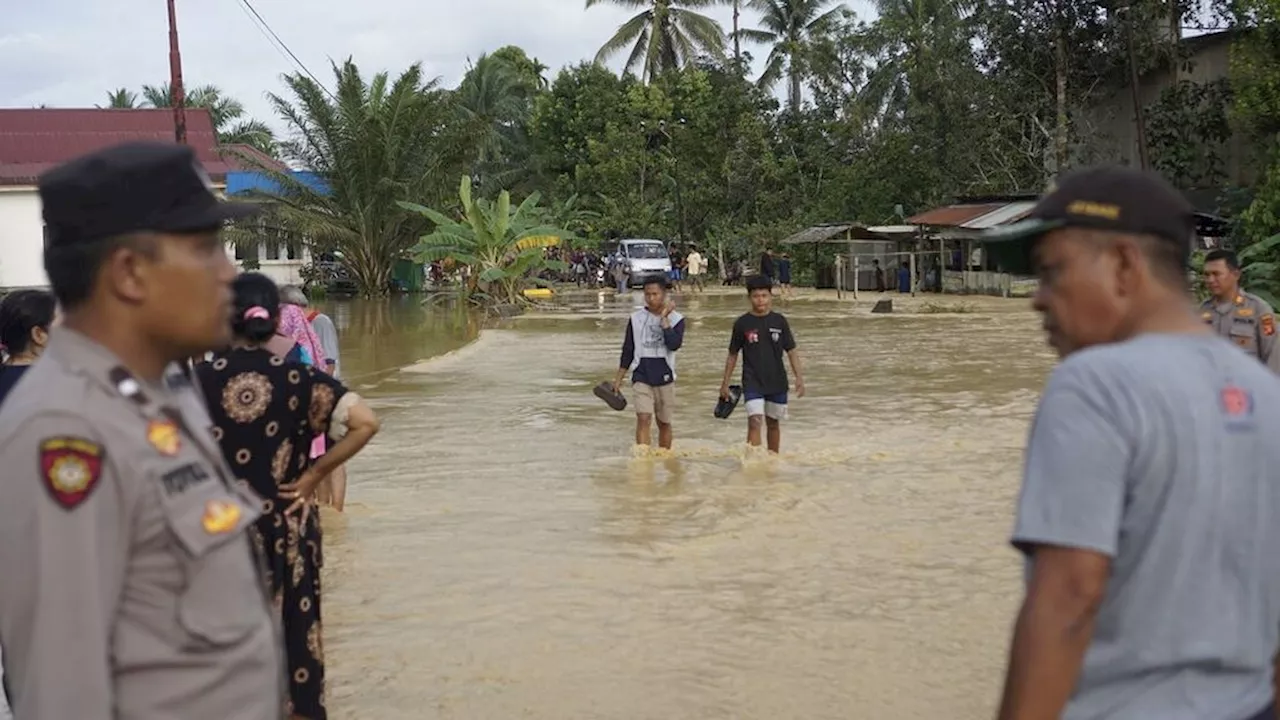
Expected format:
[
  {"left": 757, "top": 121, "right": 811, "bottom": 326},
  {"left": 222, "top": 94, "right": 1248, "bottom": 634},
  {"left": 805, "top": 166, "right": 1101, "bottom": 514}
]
[{"left": 196, "top": 348, "right": 345, "bottom": 720}]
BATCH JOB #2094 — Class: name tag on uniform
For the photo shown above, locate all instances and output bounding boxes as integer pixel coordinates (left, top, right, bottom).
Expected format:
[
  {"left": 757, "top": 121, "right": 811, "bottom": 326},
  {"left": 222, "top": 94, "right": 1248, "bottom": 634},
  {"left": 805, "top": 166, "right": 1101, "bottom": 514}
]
[
  {"left": 1237, "top": 308, "right": 1255, "bottom": 318},
  {"left": 161, "top": 463, "right": 212, "bottom": 495}
]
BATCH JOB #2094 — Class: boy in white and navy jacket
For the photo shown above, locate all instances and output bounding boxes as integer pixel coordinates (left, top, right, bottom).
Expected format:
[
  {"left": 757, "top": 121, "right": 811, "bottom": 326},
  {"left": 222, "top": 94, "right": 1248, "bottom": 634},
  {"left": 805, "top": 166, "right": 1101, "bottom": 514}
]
[{"left": 612, "top": 276, "right": 685, "bottom": 448}]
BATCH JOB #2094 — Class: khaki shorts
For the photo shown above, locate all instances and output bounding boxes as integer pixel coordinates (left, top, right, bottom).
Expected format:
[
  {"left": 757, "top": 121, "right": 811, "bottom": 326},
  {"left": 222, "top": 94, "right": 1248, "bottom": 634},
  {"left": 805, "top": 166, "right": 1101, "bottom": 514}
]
[{"left": 633, "top": 382, "right": 675, "bottom": 424}]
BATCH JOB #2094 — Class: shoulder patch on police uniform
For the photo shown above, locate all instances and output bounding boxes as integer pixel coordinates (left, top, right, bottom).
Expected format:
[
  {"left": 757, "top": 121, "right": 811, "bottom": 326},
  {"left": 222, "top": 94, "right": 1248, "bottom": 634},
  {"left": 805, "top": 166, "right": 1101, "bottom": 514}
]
[
  {"left": 1263, "top": 315, "right": 1275, "bottom": 337},
  {"left": 147, "top": 419, "right": 181, "bottom": 456},
  {"left": 39, "top": 437, "right": 105, "bottom": 510}
]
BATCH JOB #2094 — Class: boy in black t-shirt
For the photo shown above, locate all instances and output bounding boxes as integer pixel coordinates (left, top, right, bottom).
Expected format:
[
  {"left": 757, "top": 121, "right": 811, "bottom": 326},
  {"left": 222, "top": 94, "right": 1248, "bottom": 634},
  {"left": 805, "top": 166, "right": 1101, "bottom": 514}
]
[{"left": 719, "top": 275, "right": 806, "bottom": 453}]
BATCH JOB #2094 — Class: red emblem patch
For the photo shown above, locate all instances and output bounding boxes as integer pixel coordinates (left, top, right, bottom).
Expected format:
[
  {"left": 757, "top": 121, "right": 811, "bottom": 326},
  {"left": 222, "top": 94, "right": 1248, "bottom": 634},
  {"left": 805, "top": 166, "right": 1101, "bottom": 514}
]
[
  {"left": 1221, "top": 386, "right": 1252, "bottom": 417},
  {"left": 1263, "top": 315, "right": 1275, "bottom": 337},
  {"left": 39, "top": 437, "right": 105, "bottom": 510}
]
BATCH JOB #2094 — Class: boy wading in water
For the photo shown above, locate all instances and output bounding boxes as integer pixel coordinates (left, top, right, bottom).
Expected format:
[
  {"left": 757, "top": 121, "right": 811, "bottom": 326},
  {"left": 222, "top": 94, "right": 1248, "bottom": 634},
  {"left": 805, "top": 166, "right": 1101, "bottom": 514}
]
[
  {"left": 613, "top": 277, "right": 685, "bottom": 448},
  {"left": 720, "top": 275, "right": 805, "bottom": 452}
]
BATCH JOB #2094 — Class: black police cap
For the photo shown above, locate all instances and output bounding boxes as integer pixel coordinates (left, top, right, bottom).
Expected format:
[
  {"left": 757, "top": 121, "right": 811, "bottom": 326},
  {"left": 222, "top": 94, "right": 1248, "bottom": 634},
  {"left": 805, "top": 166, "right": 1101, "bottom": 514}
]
[
  {"left": 983, "top": 166, "right": 1195, "bottom": 251},
  {"left": 39, "top": 141, "right": 259, "bottom": 248}
]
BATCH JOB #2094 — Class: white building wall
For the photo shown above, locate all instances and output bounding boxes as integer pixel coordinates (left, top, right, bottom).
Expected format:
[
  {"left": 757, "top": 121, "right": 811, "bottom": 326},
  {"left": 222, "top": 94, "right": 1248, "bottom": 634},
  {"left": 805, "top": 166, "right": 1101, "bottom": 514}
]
[
  {"left": 0, "top": 185, "right": 308, "bottom": 291},
  {"left": 246, "top": 256, "right": 310, "bottom": 286},
  {"left": 0, "top": 188, "right": 49, "bottom": 290}
]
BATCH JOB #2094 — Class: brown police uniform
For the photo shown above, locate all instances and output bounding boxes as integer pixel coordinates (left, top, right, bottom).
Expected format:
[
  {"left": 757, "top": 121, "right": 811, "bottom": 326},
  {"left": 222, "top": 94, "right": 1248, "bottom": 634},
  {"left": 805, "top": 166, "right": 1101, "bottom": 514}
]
[
  {"left": 0, "top": 142, "right": 283, "bottom": 719},
  {"left": 1200, "top": 291, "right": 1280, "bottom": 373}
]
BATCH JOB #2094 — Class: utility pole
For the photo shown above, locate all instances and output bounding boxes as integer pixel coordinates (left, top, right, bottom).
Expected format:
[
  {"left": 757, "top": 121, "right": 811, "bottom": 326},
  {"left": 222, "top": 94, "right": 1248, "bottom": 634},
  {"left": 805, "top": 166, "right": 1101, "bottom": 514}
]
[{"left": 167, "top": 0, "right": 188, "bottom": 145}]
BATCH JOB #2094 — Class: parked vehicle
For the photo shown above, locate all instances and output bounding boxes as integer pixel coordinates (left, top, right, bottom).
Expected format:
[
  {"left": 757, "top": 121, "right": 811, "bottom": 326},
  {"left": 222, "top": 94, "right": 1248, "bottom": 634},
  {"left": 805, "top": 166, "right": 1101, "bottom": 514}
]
[{"left": 613, "top": 239, "right": 672, "bottom": 287}]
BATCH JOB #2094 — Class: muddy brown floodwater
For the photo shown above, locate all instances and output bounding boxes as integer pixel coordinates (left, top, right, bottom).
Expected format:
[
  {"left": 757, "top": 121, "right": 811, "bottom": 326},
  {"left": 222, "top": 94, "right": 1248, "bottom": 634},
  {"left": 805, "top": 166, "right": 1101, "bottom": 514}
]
[{"left": 315, "top": 289, "right": 1057, "bottom": 720}]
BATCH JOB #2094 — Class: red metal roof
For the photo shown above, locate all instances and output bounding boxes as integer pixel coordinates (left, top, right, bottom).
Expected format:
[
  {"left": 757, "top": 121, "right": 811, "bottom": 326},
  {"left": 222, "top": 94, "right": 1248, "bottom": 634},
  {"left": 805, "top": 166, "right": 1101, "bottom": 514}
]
[
  {"left": 219, "top": 143, "right": 289, "bottom": 173},
  {"left": 0, "top": 108, "right": 244, "bottom": 186},
  {"left": 907, "top": 203, "right": 1008, "bottom": 227}
]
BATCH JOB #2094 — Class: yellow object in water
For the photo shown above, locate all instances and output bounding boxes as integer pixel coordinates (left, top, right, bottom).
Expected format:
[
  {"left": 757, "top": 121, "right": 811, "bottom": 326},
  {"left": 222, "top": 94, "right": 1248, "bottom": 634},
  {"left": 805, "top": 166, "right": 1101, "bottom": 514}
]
[
  {"left": 523, "top": 287, "right": 555, "bottom": 299},
  {"left": 515, "top": 235, "right": 561, "bottom": 251}
]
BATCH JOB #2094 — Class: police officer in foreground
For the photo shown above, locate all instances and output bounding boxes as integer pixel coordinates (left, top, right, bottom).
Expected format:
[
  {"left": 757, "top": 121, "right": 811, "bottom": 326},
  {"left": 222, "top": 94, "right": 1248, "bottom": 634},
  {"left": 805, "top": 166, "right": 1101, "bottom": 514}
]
[
  {"left": 0, "top": 142, "right": 284, "bottom": 719},
  {"left": 1200, "top": 248, "right": 1280, "bottom": 372},
  {"left": 989, "top": 167, "right": 1280, "bottom": 720}
]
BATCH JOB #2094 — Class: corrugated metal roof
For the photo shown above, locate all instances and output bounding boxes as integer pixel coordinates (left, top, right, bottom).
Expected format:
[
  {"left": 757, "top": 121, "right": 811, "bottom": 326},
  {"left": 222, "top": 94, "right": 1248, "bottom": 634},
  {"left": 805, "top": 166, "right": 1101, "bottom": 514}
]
[
  {"left": 866, "top": 224, "right": 920, "bottom": 235},
  {"left": 961, "top": 201, "right": 1037, "bottom": 229},
  {"left": 907, "top": 203, "right": 1006, "bottom": 226},
  {"left": 779, "top": 223, "right": 887, "bottom": 244},
  {"left": 226, "top": 169, "right": 328, "bottom": 196},
  {"left": 0, "top": 108, "right": 240, "bottom": 186}
]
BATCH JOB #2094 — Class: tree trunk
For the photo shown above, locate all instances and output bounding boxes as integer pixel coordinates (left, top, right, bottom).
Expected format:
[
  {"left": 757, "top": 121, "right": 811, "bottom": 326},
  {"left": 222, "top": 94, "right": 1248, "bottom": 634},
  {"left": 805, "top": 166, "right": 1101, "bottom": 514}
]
[
  {"left": 789, "top": 70, "right": 802, "bottom": 112},
  {"left": 1054, "top": 29, "right": 1069, "bottom": 174},
  {"left": 733, "top": 0, "right": 741, "bottom": 67},
  {"left": 348, "top": 245, "right": 392, "bottom": 298},
  {"left": 1125, "top": 13, "right": 1150, "bottom": 170}
]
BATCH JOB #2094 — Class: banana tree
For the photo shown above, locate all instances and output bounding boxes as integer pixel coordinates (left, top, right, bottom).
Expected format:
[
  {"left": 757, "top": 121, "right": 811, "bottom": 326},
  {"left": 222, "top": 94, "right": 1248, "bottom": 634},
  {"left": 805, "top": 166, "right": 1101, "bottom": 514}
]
[
  {"left": 1237, "top": 233, "right": 1280, "bottom": 308},
  {"left": 399, "top": 176, "right": 573, "bottom": 306}
]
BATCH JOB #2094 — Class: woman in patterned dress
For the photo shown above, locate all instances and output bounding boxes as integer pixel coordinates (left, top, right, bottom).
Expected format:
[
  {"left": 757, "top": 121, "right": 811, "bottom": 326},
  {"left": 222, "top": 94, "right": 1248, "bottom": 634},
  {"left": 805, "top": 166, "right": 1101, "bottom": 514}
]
[{"left": 196, "top": 273, "right": 379, "bottom": 720}]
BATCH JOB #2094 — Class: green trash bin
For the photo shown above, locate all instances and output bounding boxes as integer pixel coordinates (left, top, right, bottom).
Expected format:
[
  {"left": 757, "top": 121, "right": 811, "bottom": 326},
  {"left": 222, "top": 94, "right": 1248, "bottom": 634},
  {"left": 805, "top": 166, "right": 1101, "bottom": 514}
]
[{"left": 391, "top": 259, "right": 424, "bottom": 292}]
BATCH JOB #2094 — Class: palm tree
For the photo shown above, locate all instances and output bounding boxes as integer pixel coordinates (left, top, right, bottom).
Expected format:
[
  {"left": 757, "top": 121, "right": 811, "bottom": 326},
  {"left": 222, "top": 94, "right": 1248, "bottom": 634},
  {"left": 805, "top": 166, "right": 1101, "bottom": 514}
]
[
  {"left": 456, "top": 54, "right": 528, "bottom": 169},
  {"left": 737, "top": 0, "right": 849, "bottom": 110},
  {"left": 587, "top": 0, "right": 727, "bottom": 83},
  {"left": 140, "top": 83, "right": 277, "bottom": 156},
  {"left": 731, "top": 0, "right": 742, "bottom": 65},
  {"left": 489, "top": 46, "right": 551, "bottom": 94},
  {"left": 218, "top": 119, "right": 277, "bottom": 156},
  {"left": 857, "top": 0, "right": 973, "bottom": 122},
  {"left": 99, "top": 88, "right": 140, "bottom": 109},
  {"left": 242, "top": 59, "right": 472, "bottom": 296},
  {"left": 530, "top": 58, "right": 551, "bottom": 90}
]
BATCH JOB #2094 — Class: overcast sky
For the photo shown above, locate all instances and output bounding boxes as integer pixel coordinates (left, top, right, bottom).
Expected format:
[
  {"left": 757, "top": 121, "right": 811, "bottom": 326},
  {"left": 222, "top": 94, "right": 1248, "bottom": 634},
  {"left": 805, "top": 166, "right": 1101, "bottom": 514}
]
[{"left": 1, "top": 0, "right": 876, "bottom": 134}]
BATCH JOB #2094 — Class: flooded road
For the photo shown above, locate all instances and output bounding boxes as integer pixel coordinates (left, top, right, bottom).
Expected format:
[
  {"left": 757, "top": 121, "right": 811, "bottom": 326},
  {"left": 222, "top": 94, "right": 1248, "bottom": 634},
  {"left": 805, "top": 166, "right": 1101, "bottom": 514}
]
[{"left": 318, "top": 289, "right": 1056, "bottom": 719}]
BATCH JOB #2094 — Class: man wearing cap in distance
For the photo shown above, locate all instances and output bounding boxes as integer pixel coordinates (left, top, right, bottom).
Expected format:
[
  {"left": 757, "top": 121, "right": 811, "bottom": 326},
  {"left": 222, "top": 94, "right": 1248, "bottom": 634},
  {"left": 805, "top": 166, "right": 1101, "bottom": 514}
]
[
  {"left": 991, "top": 166, "right": 1280, "bottom": 720},
  {"left": 611, "top": 276, "right": 685, "bottom": 449},
  {"left": 1200, "top": 248, "right": 1280, "bottom": 372},
  {"left": 0, "top": 142, "right": 285, "bottom": 719}
]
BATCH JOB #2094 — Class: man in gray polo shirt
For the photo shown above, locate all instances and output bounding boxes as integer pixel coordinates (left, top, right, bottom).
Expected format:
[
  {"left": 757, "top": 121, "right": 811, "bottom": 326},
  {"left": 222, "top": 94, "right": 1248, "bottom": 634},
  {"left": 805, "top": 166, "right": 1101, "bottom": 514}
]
[{"left": 991, "top": 167, "right": 1280, "bottom": 720}]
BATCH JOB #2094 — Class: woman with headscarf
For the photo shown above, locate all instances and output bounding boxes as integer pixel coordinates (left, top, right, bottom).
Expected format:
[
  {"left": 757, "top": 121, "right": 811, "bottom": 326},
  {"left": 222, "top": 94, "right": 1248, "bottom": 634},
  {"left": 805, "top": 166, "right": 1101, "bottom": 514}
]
[
  {"left": 278, "top": 303, "right": 326, "bottom": 370},
  {"left": 277, "top": 297, "right": 332, "bottom": 487},
  {"left": 0, "top": 289, "right": 57, "bottom": 409},
  {"left": 279, "top": 286, "right": 348, "bottom": 511},
  {"left": 196, "top": 273, "right": 379, "bottom": 720}
]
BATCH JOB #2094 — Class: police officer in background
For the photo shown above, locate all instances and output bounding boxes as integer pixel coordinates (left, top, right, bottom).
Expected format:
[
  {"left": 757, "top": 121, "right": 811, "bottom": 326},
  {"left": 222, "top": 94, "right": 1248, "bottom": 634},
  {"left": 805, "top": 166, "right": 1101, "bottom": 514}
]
[
  {"left": 0, "top": 142, "right": 284, "bottom": 719},
  {"left": 1200, "top": 248, "right": 1280, "bottom": 372}
]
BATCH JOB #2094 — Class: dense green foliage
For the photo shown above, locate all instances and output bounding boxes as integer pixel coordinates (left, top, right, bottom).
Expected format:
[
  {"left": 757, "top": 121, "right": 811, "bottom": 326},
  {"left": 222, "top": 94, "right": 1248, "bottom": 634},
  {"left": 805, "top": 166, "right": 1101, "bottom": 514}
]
[
  {"left": 101, "top": 83, "right": 276, "bottom": 155},
  {"left": 400, "top": 176, "right": 573, "bottom": 306},
  {"left": 105, "top": 0, "right": 1279, "bottom": 296}
]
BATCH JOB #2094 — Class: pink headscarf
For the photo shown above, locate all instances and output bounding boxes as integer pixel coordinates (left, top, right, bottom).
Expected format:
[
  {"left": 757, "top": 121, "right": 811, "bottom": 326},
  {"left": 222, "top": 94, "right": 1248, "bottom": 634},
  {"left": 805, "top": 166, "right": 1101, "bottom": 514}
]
[
  {"left": 278, "top": 303, "right": 326, "bottom": 369},
  {"left": 278, "top": 303, "right": 331, "bottom": 461}
]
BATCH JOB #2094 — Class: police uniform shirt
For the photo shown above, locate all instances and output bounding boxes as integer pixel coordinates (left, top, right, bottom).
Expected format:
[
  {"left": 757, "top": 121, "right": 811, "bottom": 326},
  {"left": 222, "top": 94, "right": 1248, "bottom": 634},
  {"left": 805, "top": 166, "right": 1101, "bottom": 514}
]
[
  {"left": 0, "top": 329, "right": 284, "bottom": 720},
  {"left": 1200, "top": 291, "right": 1280, "bottom": 373}
]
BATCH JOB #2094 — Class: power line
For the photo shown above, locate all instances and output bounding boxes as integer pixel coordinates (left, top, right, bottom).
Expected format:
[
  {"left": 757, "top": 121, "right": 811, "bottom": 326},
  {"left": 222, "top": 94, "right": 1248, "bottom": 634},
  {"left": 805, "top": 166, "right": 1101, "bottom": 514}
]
[{"left": 232, "top": 0, "right": 336, "bottom": 100}]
